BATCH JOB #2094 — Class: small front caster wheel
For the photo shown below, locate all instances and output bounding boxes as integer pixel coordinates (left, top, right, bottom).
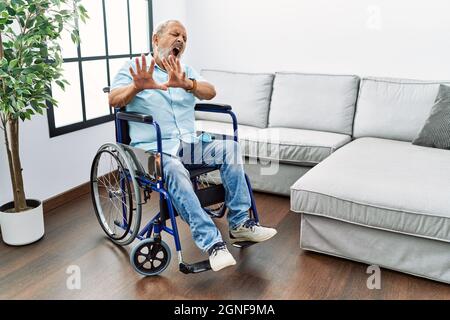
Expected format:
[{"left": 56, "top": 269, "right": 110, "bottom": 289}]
[{"left": 130, "top": 239, "right": 171, "bottom": 276}]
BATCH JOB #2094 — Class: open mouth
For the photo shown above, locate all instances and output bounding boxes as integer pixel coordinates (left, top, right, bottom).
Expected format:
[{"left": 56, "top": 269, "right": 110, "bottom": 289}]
[{"left": 172, "top": 47, "right": 181, "bottom": 57}]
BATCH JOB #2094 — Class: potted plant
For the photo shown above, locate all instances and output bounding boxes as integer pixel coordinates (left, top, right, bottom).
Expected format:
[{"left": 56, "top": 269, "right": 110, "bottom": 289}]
[{"left": 0, "top": 0, "right": 87, "bottom": 245}]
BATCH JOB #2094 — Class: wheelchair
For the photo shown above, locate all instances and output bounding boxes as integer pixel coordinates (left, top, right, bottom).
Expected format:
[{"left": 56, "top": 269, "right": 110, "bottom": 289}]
[{"left": 90, "top": 87, "right": 261, "bottom": 276}]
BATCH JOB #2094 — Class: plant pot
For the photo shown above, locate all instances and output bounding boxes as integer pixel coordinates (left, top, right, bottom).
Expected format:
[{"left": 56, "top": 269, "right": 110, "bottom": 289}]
[{"left": 0, "top": 199, "right": 45, "bottom": 246}]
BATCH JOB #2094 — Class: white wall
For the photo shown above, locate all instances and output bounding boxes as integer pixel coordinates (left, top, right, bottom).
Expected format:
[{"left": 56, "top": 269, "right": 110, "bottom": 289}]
[
  {"left": 153, "top": 0, "right": 187, "bottom": 26},
  {"left": 0, "top": 1, "right": 186, "bottom": 205},
  {"left": 184, "top": 0, "right": 450, "bottom": 80}
]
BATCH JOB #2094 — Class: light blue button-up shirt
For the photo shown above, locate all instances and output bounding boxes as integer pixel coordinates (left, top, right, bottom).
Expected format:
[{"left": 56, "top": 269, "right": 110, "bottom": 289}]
[{"left": 111, "top": 57, "right": 209, "bottom": 156}]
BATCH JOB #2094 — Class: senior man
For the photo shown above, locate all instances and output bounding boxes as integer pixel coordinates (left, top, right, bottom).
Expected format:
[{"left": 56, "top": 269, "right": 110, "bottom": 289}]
[{"left": 109, "top": 20, "right": 276, "bottom": 271}]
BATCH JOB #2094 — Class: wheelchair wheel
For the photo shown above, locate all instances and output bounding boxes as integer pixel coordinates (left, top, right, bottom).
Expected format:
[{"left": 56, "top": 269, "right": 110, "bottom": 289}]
[
  {"left": 130, "top": 239, "right": 171, "bottom": 276},
  {"left": 90, "top": 143, "right": 142, "bottom": 246}
]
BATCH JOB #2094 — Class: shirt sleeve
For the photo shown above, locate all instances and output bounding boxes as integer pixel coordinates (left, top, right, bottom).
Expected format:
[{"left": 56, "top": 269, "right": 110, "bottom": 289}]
[
  {"left": 110, "top": 60, "right": 133, "bottom": 90},
  {"left": 184, "top": 64, "right": 206, "bottom": 82}
]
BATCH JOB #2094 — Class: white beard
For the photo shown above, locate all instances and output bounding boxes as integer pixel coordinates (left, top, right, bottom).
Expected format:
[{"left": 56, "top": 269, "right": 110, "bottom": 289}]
[{"left": 156, "top": 46, "right": 182, "bottom": 60}]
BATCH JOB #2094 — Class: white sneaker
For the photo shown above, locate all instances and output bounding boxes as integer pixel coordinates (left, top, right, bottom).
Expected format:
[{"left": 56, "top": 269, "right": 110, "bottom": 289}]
[
  {"left": 208, "top": 242, "right": 236, "bottom": 271},
  {"left": 230, "top": 219, "right": 277, "bottom": 243}
]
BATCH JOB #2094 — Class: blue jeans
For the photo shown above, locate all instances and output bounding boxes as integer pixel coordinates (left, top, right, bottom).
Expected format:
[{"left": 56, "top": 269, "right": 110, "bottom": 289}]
[{"left": 162, "top": 139, "right": 251, "bottom": 252}]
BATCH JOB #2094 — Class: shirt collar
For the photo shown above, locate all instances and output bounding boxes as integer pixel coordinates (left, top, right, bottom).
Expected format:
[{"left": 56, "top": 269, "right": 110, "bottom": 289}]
[
  {"left": 150, "top": 53, "right": 166, "bottom": 73},
  {"left": 154, "top": 62, "right": 165, "bottom": 72}
]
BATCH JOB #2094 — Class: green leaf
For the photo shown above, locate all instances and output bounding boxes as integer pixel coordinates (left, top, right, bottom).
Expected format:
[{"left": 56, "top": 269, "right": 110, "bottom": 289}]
[
  {"left": 55, "top": 80, "right": 65, "bottom": 90},
  {"left": 12, "top": 0, "right": 26, "bottom": 6},
  {"left": 70, "top": 31, "right": 77, "bottom": 44},
  {"left": 16, "top": 100, "right": 25, "bottom": 110},
  {"left": 6, "top": 7, "right": 16, "bottom": 16},
  {"left": 9, "top": 59, "right": 18, "bottom": 69}
]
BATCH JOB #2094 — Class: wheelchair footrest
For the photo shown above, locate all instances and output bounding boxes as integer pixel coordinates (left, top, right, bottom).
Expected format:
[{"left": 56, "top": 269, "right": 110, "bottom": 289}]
[
  {"left": 179, "top": 260, "right": 211, "bottom": 274},
  {"left": 231, "top": 241, "right": 258, "bottom": 248}
]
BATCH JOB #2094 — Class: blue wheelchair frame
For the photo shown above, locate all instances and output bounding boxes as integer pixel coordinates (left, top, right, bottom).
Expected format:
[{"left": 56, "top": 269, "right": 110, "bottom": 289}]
[{"left": 113, "top": 102, "right": 260, "bottom": 274}]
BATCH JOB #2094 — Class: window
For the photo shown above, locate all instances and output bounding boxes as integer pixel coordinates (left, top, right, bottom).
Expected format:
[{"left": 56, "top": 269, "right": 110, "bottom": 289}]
[{"left": 47, "top": 0, "right": 153, "bottom": 137}]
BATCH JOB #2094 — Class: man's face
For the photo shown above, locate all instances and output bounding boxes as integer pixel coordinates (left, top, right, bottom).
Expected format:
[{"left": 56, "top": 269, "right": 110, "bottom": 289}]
[{"left": 154, "top": 22, "right": 187, "bottom": 60}]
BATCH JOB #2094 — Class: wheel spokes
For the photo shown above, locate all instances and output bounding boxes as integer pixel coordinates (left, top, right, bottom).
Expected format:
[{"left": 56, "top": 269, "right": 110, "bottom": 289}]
[
  {"left": 135, "top": 244, "right": 166, "bottom": 271},
  {"left": 93, "top": 149, "right": 133, "bottom": 239},
  {"left": 91, "top": 144, "right": 142, "bottom": 246}
]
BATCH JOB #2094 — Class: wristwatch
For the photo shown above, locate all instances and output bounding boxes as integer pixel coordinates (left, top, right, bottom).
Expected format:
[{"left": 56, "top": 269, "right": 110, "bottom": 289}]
[{"left": 186, "top": 78, "right": 197, "bottom": 93}]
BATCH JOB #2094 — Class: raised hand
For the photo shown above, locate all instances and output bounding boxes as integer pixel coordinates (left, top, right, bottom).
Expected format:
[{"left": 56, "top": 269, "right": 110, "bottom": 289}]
[
  {"left": 161, "top": 55, "right": 193, "bottom": 90},
  {"left": 129, "top": 54, "right": 168, "bottom": 91}
]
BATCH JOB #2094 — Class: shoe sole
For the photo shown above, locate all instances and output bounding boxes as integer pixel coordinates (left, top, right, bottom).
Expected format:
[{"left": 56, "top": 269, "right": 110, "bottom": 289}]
[{"left": 230, "top": 230, "right": 277, "bottom": 244}]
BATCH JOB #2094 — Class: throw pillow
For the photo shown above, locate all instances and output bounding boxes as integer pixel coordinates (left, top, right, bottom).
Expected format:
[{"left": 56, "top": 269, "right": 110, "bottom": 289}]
[{"left": 412, "top": 84, "right": 450, "bottom": 149}]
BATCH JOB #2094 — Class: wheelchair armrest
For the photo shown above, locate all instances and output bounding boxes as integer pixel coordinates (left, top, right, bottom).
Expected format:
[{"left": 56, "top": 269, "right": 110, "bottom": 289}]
[
  {"left": 195, "top": 103, "right": 232, "bottom": 112},
  {"left": 116, "top": 111, "right": 153, "bottom": 124},
  {"left": 194, "top": 103, "right": 238, "bottom": 142}
]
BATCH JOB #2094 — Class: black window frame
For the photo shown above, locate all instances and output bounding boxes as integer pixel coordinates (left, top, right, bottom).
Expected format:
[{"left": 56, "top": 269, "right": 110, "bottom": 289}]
[{"left": 47, "top": 0, "right": 153, "bottom": 138}]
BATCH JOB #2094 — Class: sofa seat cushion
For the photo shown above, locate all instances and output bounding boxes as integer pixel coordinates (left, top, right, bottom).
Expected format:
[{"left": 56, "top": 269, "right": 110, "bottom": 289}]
[
  {"left": 291, "top": 137, "right": 450, "bottom": 242},
  {"left": 196, "top": 120, "right": 351, "bottom": 166}
]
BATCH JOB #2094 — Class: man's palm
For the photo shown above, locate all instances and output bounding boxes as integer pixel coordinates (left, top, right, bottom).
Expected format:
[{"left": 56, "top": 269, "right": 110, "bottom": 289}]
[
  {"left": 130, "top": 55, "right": 167, "bottom": 91},
  {"left": 162, "top": 55, "right": 190, "bottom": 89}
]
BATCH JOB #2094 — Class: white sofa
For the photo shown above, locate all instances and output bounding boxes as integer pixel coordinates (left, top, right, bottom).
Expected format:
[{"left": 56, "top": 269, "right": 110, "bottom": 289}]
[
  {"left": 196, "top": 70, "right": 359, "bottom": 195},
  {"left": 291, "top": 77, "right": 450, "bottom": 283},
  {"left": 196, "top": 70, "right": 450, "bottom": 284}
]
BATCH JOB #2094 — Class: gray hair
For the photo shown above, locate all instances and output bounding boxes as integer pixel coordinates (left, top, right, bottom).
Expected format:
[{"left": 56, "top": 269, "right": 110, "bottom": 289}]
[{"left": 153, "top": 20, "right": 183, "bottom": 37}]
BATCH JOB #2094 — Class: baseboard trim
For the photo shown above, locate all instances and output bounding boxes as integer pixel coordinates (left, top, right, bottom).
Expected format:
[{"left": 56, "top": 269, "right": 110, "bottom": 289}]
[{"left": 43, "top": 182, "right": 91, "bottom": 214}]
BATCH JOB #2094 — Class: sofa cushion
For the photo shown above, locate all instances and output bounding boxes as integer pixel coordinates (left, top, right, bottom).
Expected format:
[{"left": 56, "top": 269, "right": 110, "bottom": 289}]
[
  {"left": 268, "top": 72, "right": 360, "bottom": 135},
  {"left": 291, "top": 137, "right": 450, "bottom": 242},
  {"left": 353, "top": 77, "right": 450, "bottom": 142},
  {"left": 196, "top": 120, "right": 351, "bottom": 166},
  {"left": 195, "top": 69, "right": 274, "bottom": 128}
]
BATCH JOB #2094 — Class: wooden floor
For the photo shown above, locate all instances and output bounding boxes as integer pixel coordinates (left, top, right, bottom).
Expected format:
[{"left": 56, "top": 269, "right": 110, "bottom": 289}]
[{"left": 1, "top": 191, "right": 449, "bottom": 300}]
